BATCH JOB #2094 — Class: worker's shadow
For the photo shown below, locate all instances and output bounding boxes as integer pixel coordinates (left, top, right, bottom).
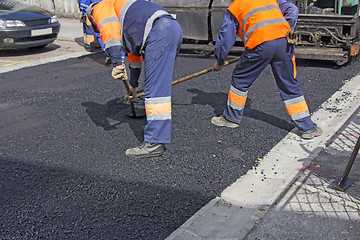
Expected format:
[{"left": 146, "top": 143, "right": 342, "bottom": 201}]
[
  {"left": 81, "top": 101, "right": 146, "bottom": 141},
  {"left": 188, "top": 88, "right": 294, "bottom": 131}
]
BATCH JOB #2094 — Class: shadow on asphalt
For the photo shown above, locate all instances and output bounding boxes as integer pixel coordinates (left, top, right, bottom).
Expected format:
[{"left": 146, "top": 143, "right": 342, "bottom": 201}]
[
  {"left": 188, "top": 88, "right": 294, "bottom": 132},
  {"left": 81, "top": 100, "right": 146, "bottom": 142},
  {"left": 287, "top": 58, "right": 351, "bottom": 69},
  {"left": 74, "top": 37, "right": 84, "bottom": 47},
  {"left": 77, "top": 52, "right": 111, "bottom": 68},
  {"left": 0, "top": 157, "right": 208, "bottom": 239}
]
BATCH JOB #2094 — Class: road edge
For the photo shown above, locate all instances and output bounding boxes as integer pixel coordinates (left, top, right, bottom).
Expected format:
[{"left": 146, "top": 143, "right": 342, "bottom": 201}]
[
  {"left": 0, "top": 51, "right": 92, "bottom": 74},
  {"left": 166, "top": 74, "right": 360, "bottom": 240}
]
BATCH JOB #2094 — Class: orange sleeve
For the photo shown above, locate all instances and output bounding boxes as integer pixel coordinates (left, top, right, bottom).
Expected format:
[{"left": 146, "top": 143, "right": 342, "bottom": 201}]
[
  {"left": 128, "top": 53, "right": 143, "bottom": 63},
  {"left": 93, "top": 1, "right": 121, "bottom": 45}
]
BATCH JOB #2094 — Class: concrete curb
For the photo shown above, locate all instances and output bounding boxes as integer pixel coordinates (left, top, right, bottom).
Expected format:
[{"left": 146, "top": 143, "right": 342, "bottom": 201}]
[
  {"left": 166, "top": 75, "right": 360, "bottom": 240},
  {"left": 0, "top": 51, "right": 92, "bottom": 74}
]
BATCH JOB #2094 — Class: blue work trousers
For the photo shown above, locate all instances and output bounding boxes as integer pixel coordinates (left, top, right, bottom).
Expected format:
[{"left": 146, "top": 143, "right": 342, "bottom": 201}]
[
  {"left": 143, "top": 17, "right": 183, "bottom": 143},
  {"left": 224, "top": 37, "right": 316, "bottom": 133},
  {"left": 82, "top": 16, "right": 95, "bottom": 48}
]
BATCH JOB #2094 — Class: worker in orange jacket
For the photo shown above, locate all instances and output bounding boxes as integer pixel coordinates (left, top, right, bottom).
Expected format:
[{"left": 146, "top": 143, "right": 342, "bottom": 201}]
[
  {"left": 211, "top": 0, "right": 322, "bottom": 139},
  {"left": 79, "top": 0, "right": 103, "bottom": 51},
  {"left": 87, "top": 0, "right": 183, "bottom": 158}
]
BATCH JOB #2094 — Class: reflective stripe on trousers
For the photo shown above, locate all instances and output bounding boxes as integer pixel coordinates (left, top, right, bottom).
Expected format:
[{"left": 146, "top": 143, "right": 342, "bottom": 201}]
[
  {"left": 143, "top": 17, "right": 183, "bottom": 143},
  {"left": 82, "top": 16, "right": 95, "bottom": 45},
  {"left": 224, "top": 38, "right": 316, "bottom": 132}
]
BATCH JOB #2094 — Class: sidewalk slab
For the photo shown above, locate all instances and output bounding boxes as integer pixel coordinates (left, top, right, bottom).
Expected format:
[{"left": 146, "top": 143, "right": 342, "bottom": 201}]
[
  {"left": 58, "top": 18, "right": 84, "bottom": 42},
  {"left": 247, "top": 110, "right": 360, "bottom": 239},
  {"left": 246, "top": 173, "right": 360, "bottom": 240},
  {"left": 0, "top": 18, "right": 92, "bottom": 74},
  {"left": 166, "top": 73, "right": 360, "bottom": 239}
]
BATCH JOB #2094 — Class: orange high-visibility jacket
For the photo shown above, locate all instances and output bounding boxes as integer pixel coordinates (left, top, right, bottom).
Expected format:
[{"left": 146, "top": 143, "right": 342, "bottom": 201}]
[
  {"left": 228, "top": 0, "right": 291, "bottom": 49},
  {"left": 91, "top": 0, "right": 171, "bottom": 66}
]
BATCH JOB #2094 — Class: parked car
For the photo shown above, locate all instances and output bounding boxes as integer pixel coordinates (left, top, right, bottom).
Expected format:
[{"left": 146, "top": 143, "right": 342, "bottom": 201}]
[{"left": 0, "top": 0, "right": 60, "bottom": 50}]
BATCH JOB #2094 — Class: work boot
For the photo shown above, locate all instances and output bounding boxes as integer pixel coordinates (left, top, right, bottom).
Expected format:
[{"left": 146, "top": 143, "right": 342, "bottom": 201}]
[
  {"left": 211, "top": 116, "right": 239, "bottom": 128},
  {"left": 300, "top": 126, "right": 323, "bottom": 140},
  {"left": 125, "top": 142, "right": 165, "bottom": 158}
]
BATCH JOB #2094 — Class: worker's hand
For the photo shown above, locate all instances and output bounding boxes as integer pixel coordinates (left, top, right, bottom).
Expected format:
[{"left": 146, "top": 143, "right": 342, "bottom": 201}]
[
  {"left": 286, "top": 31, "right": 298, "bottom": 45},
  {"left": 212, "top": 62, "right": 224, "bottom": 72},
  {"left": 124, "top": 84, "right": 137, "bottom": 101},
  {"left": 111, "top": 64, "right": 128, "bottom": 80}
]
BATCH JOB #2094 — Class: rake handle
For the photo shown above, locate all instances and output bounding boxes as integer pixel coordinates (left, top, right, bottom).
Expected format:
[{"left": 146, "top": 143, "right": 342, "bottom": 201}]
[{"left": 135, "top": 57, "right": 240, "bottom": 98}]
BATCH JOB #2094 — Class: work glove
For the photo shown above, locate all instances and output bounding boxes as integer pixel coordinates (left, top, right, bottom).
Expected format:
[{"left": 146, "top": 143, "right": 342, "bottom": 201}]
[
  {"left": 286, "top": 31, "right": 299, "bottom": 45},
  {"left": 111, "top": 64, "right": 128, "bottom": 80}
]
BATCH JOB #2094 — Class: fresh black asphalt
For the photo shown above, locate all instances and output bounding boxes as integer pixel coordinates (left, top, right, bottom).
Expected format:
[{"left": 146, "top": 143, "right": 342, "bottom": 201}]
[{"left": 1, "top": 52, "right": 359, "bottom": 239}]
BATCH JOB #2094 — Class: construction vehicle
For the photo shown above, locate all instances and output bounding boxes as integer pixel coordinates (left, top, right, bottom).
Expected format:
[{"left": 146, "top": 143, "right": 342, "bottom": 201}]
[{"left": 152, "top": 0, "right": 360, "bottom": 65}]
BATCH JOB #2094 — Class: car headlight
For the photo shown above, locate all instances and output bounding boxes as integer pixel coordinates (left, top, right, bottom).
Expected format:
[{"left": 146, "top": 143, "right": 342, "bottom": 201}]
[
  {"left": 50, "top": 16, "right": 58, "bottom": 24},
  {"left": 0, "top": 19, "right": 26, "bottom": 28}
]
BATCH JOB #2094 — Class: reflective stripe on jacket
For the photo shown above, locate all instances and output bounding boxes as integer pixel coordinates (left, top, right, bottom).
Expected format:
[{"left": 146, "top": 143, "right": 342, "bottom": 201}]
[
  {"left": 92, "top": 0, "right": 171, "bottom": 65},
  {"left": 92, "top": 0, "right": 122, "bottom": 55},
  {"left": 227, "top": 0, "right": 291, "bottom": 49}
]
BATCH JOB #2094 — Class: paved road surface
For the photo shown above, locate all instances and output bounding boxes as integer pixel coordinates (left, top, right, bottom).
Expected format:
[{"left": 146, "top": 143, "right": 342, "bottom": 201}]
[
  {"left": 1, "top": 17, "right": 360, "bottom": 240},
  {"left": 1, "top": 48, "right": 359, "bottom": 239}
]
